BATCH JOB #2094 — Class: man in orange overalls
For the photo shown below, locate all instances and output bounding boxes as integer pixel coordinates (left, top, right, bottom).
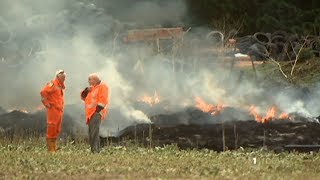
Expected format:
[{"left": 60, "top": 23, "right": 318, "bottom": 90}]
[
  {"left": 40, "top": 70, "right": 66, "bottom": 152},
  {"left": 81, "top": 73, "right": 109, "bottom": 153}
]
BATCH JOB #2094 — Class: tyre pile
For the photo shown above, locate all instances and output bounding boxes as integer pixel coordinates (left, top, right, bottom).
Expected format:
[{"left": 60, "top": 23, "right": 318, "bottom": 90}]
[{"left": 234, "top": 31, "right": 320, "bottom": 61}]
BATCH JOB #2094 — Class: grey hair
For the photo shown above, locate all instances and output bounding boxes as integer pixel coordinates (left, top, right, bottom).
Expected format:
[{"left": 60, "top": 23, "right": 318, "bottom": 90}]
[{"left": 88, "top": 73, "right": 101, "bottom": 81}]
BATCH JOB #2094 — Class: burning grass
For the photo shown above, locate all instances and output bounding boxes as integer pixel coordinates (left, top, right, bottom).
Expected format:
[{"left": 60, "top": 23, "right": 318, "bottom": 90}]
[
  {"left": 248, "top": 105, "right": 291, "bottom": 123},
  {"left": 1, "top": 139, "right": 320, "bottom": 179},
  {"left": 194, "top": 97, "right": 291, "bottom": 123},
  {"left": 195, "top": 97, "right": 226, "bottom": 116},
  {"left": 137, "top": 91, "right": 161, "bottom": 106}
]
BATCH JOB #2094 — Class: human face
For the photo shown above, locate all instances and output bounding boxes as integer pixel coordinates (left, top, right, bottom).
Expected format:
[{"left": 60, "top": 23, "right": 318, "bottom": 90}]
[
  {"left": 57, "top": 73, "right": 66, "bottom": 82},
  {"left": 88, "top": 76, "right": 97, "bottom": 86}
]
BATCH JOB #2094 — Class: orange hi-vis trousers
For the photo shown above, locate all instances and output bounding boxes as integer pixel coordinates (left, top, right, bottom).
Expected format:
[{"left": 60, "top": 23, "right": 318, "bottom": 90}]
[{"left": 47, "top": 107, "right": 63, "bottom": 139}]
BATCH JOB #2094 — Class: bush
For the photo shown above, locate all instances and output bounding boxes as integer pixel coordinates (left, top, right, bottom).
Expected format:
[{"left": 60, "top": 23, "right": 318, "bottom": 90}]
[
  {"left": 298, "top": 48, "right": 315, "bottom": 62},
  {"left": 187, "top": 0, "right": 320, "bottom": 35}
]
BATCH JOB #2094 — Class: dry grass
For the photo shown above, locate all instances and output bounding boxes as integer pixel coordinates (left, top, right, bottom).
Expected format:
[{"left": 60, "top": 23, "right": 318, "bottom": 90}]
[{"left": 237, "top": 57, "right": 320, "bottom": 88}]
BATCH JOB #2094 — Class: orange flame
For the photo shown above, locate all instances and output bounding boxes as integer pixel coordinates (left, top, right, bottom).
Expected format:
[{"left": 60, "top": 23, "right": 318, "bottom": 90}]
[
  {"left": 154, "top": 91, "right": 160, "bottom": 104},
  {"left": 264, "top": 106, "right": 277, "bottom": 122},
  {"left": 249, "top": 105, "right": 291, "bottom": 123},
  {"left": 138, "top": 91, "right": 161, "bottom": 106},
  {"left": 249, "top": 106, "right": 263, "bottom": 122},
  {"left": 279, "top": 112, "right": 289, "bottom": 120},
  {"left": 195, "top": 97, "right": 225, "bottom": 116}
]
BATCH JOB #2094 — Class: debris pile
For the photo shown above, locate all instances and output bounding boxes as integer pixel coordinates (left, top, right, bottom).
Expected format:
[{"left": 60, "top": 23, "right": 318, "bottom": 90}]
[{"left": 235, "top": 31, "right": 320, "bottom": 61}]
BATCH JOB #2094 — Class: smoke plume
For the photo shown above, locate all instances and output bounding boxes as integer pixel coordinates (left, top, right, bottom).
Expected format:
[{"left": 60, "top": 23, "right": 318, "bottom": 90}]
[{"left": 0, "top": 0, "right": 319, "bottom": 136}]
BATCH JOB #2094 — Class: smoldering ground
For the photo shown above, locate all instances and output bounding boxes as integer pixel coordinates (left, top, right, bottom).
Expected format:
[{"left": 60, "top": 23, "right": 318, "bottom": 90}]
[{"left": 0, "top": 0, "right": 319, "bottom": 137}]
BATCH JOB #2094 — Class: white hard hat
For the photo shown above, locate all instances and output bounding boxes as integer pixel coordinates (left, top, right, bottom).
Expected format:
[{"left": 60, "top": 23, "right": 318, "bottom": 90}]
[{"left": 55, "top": 69, "right": 66, "bottom": 76}]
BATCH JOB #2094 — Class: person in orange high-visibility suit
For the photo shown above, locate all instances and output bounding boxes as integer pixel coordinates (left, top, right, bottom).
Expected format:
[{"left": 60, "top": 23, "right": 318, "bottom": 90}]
[
  {"left": 81, "top": 73, "right": 109, "bottom": 153},
  {"left": 40, "top": 70, "right": 66, "bottom": 152}
]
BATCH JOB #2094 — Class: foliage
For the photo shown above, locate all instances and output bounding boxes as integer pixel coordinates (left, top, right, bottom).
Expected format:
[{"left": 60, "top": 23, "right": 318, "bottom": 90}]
[
  {"left": 298, "top": 48, "right": 315, "bottom": 62},
  {"left": 186, "top": 0, "right": 320, "bottom": 35}
]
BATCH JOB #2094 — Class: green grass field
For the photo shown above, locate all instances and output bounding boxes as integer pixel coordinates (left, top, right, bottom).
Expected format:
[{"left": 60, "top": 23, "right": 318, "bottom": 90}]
[{"left": 1, "top": 139, "right": 320, "bottom": 179}]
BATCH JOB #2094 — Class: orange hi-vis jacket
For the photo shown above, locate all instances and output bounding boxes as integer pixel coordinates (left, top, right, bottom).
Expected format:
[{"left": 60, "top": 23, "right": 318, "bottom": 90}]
[
  {"left": 84, "top": 82, "right": 109, "bottom": 124},
  {"left": 40, "top": 78, "right": 65, "bottom": 111}
]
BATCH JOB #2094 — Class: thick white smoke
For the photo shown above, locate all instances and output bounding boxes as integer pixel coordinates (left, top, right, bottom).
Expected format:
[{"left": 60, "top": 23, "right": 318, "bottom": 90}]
[
  {"left": 0, "top": 0, "right": 188, "bottom": 136},
  {"left": 0, "top": 0, "right": 319, "bottom": 137}
]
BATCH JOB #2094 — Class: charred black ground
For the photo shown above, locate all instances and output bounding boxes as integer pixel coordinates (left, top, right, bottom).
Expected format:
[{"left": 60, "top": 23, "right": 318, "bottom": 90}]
[
  {"left": 98, "top": 108, "right": 320, "bottom": 152},
  {"left": 1, "top": 104, "right": 320, "bottom": 152},
  {"left": 107, "top": 123, "right": 320, "bottom": 153}
]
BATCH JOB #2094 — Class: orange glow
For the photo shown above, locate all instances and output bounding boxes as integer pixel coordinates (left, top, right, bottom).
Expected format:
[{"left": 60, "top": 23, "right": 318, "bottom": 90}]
[
  {"left": 195, "top": 97, "right": 225, "bottom": 116},
  {"left": 279, "top": 112, "right": 290, "bottom": 120},
  {"left": 249, "top": 105, "right": 264, "bottom": 122},
  {"left": 138, "top": 91, "right": 161, "bottom": 106},
  {"left": 263, "top": 106, "right": 277, "bottom": 123},
  {"left": 249, "top": 105, "right": 291, "bottom": 123}
]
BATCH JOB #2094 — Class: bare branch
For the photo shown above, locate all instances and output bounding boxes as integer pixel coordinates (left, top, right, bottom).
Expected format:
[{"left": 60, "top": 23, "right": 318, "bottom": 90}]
[
  {"left": 111, "top": 31, "right": 119, "bottom": 58},
  {"left": 28, "top": 47, "right": 33, "bottom": 57},
  {"left": 285, "top": 48, "right": 293, "bottom": 62},
  {"left": 264, "top": 40, "right": 288, "bottom": 79},
  {"left": 290, "top": 41, "right": 297, "bottom": 57},
  {"left": 270, "top": 58, "right": 288, "bottom": 79},
  {"left": 290, "top": 36, "right": 308, "bottom": 76}
]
